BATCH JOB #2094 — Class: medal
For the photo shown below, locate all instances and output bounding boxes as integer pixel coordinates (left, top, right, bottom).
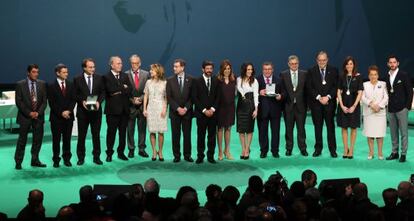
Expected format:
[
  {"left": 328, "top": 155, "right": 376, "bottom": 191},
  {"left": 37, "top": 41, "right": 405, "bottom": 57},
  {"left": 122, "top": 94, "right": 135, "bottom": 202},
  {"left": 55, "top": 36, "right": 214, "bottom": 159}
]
[
  {"left": 293, "top": 87, "right": 296, "bottom": 92},
  {"left": 346, "top": 90, "right": 350, "bottom": 95},
  {"left": 322, "top": 80, "right": 326, "bottom": 85},
  {"left": 390, "top": 88, "right": 394, "bottom": 93}
]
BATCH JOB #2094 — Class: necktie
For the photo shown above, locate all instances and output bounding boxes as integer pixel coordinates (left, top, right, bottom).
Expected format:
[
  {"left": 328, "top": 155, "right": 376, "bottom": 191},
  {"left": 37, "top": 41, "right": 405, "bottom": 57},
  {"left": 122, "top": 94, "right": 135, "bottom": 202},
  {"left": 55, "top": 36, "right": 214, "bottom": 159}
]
[
  {"left": 116, "top": 74, "right": 120, "bottom": 80},
  {"left": 179, "top": 76, "right": 183, "bottom": 92},
  {"left": 134, "top": 71, "right": 139, "bottom": 89},
  {"left": 61, "top": 81, "right": 66, "bottom": 96},
  {"left": 266, "top": 77, "right": 270, "bottom": 84},
  {"left": 30, "top": 81, "right": 37, "bottom": 111},
  {"left": 320, "top": 69, "right": 325, "bottom": 80},
  {"left": 207, "top": 78, "right": 210, "bottom": 93},
  {"left": 87, "top": 76, "right": 92, "bottom": 94},
  {"left": 292, "top": 72, "right": 298, "bottom": 89}
]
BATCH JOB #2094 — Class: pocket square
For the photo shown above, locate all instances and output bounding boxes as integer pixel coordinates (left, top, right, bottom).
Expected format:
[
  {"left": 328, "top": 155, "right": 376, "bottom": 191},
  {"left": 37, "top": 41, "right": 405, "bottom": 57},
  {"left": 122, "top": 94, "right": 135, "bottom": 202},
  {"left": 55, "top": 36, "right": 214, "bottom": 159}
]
[{"left": 397, "top": 80, "right": 402, "bottom": 83}]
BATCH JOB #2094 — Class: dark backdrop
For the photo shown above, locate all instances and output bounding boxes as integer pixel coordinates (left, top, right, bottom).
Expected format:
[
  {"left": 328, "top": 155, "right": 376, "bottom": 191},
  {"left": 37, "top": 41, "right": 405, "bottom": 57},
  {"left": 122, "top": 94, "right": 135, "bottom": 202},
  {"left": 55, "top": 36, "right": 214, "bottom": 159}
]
[{"left": 0, "top": 0, "right": 413, "bottom": 85}]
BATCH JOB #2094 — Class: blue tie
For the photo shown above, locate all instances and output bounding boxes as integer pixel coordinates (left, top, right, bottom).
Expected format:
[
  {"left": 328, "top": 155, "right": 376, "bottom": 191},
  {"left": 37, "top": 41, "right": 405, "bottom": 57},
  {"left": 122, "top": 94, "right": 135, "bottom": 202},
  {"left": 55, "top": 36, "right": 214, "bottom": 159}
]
[{"left": 87, "top": 76, "right": 92, "bottom": 94}]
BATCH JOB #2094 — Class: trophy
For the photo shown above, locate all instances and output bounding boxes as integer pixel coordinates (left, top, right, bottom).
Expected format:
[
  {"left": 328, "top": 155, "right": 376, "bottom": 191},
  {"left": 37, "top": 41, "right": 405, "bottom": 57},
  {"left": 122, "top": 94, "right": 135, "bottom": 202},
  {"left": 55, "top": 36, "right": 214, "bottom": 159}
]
[{"left": 86, "top": 95, "right": 98, "bottom": 111}]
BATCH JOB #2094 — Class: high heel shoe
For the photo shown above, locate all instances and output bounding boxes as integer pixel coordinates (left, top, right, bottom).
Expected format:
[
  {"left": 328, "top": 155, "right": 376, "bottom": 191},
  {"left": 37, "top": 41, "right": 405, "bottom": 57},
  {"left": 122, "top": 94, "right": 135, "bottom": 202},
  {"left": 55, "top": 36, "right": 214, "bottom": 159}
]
[
  {"left": 240, "top": 156, "right": 245, "bottom": 160},
  {"left": 157, "top": 152, "right": 164, "bottom": 161},
  {"left": 225, "top": 152, "right": 234, "bottom": 160},
  {"left": 151, "top": 157, "right": 156, "bottom": 161},
  {"left": 367, "top": 155, "right": 373, "bottom": 160},
  {"left": 244, "top": 155, "right": 250, "bottom": 160},
  {"left": 152, "top": 151, "right": 157, "bottom": 161}
]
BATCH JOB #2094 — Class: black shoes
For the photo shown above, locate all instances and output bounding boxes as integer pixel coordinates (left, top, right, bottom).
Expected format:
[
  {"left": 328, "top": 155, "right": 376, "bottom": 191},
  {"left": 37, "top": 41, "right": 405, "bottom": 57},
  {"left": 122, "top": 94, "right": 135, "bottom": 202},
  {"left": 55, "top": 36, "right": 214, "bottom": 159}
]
[
  {"left": 386, "top": 153, "right": 399, "bottom": 160},
  {"left": 312, "top": 151, "right": 321, "bottom": 157},
  {"left": 184, "top": 157, "right": 194, "bottom": 163},
  {"left": 15, "top": 164, "right": 22, "bottom": 170},
  {"left": 301, "top": 150, "right": 309, "bottom": 156},
  {"left": 173, "top": 158, "right": 181, "bottom": 163},
  {"left": 77, "top": 159, "right": 85, "bottom": 166},
  {"left": 106, "top": 156, "right": 112, "bottom": 162},
  {"left": 53, "top": 162, "right": 60, "bottom": 168},
  {"left": 330, "top": 152, "right": 338, "bottom": 158},
  {"left": 64, "top": 161, "right": 72, "bottom": 167},
  {"left": 31, "top": 161, "right": 47, "bottom": 168},
  {"left": 196, "top": 158, "right": 203, "bottom": 164},
  {"left": 399, "top": 155, "right": 406, "bottom": 163},
  {"left": 138, "top": 151, "right": 149, "bottom": 158},
  {"left": 260, "top": 153, "right": 267, "bottom": 158},
  {"left": 285, "top": 150, "right": 292, "bottom": 156},
  {"left": 118, "top": 154, "right": 129, "bottom": 161},
  {"left": 93, "top": 158, "right": 103, "bottom": 165},
  {"left": 272, "top": 153, "right": 280, "bottom": 158},
  {"left": 208, "top": 158, "right": 216, "bottom": 164},
  {"left": 128, "top": 150, "right": 134, "bottom": 158}
]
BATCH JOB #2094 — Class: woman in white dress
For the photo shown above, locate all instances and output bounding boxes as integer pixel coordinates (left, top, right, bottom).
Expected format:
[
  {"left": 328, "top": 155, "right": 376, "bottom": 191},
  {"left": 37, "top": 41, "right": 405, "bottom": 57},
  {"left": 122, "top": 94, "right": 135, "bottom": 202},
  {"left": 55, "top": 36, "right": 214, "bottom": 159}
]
[
  {"left": 143, "top": 63, "right": 168, "bottom": 161},
  {"left": 236, "top": 62, "right": 259, "bottom": 160},
  {"left": 361, "top": 65, "right": 388, "bottom": 160}
]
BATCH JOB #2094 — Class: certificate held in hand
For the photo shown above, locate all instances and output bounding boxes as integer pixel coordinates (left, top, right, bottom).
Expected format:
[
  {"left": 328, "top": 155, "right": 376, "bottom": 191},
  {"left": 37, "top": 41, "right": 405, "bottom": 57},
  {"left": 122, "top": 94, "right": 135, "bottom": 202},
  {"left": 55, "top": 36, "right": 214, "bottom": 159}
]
[{"left": 86, "top": 95, "right": 98, "bottom": 111}]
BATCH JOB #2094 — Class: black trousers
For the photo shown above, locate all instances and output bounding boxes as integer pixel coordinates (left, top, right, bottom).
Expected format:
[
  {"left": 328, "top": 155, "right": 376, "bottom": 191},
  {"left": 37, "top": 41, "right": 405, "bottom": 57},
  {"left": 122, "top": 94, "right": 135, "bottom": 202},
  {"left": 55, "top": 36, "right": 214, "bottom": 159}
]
[
  {"left": 106, "top": 114, "right": 128, "bottom": 156},
  {"left": 15, "top": 119, "right": 44, "bottom": 164},
  {"left": 310, "top": 102, "right": 337, "bottom": 153},
  {"left": 170, "top": 115, "right": 192, "bottom": 159},
  {"left": 284, "top": 104, "right": 307, "bottom": 151},
  {"left": 257, "top": 112, "right": 281, "bottom": 154},
  {"left": 76, "top": 113, "right": 102, "bottom": 160},
  {"left": 196, "top": 116, "right": 217, "bottom": 160},
  {"left": 51, "top": 120, "right": 73, "bottom": 163},
  {"left": 127, "top": 108, "right": 147, "bottom": 152}
]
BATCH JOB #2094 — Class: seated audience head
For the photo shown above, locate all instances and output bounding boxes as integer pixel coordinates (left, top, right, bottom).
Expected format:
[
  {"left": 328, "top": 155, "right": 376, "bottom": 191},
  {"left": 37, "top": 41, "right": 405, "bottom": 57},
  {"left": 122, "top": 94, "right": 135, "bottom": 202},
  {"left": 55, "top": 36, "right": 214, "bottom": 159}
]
[
  {"left": 221, "top": 185, "right": 240, "bottom": 206},
  {"left": 382, "top": 188, "right": 398, "bottom": 207},
  {"left": 290, "top": 181, "right": 306, "bottom": 198},
  {"left": 176, "top": 186, "right": 196, "bottom": 204},
  {"left": 352, "top": 183, "right": 368, "bottom": 201},
  {"left": 248, "top": 175, "right": 263, "bottom": 194},
  {"left": 144, "top": 178, "right": 160, "bottom": 197},
  {"left": 205, "top": 184, "right": 222, "bottom": 202},
  {"left": 56, "top": 206, "right": 75, "bottom": 221},
  {"left": 79, "top": 185, "right": 94, "bottom": 203},
  {"left": 301, "top": 169, "right": 317, "bottom": 189},
  {"left": 397, "top": 181, "right": 412, "bottom": 201},
  {"left": 28, "top": 189, "right": 44, "bottom": 207}
]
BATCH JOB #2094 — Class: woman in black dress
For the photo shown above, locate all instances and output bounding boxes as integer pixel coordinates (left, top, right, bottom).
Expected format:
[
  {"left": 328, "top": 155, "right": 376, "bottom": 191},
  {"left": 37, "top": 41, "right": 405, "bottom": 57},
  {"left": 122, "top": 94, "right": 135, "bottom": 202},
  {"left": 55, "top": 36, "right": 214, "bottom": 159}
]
[
  {"left": 336, "top": 56, "right": 363, "bottom": 159},
  {"left": 237, "top": 62, "right": 259, "bottom": 159},
  {"left": 216, "top": 60, "right": 236, "bottom": 160}
]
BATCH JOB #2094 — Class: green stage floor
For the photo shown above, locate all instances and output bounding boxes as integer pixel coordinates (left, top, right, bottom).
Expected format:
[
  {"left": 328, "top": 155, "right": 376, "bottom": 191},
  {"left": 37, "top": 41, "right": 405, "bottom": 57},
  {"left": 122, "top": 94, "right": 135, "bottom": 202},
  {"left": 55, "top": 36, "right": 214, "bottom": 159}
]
[{"left": 0, "top": 115, "right": 413, "bottom": 218}]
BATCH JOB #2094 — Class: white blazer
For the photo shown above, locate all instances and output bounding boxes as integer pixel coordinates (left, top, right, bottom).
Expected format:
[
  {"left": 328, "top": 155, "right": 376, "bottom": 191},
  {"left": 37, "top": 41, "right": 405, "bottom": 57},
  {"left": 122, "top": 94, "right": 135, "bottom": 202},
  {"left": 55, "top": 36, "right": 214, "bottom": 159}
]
[{"left": 361, "top": 81, "right": 388, "bottom": 116}]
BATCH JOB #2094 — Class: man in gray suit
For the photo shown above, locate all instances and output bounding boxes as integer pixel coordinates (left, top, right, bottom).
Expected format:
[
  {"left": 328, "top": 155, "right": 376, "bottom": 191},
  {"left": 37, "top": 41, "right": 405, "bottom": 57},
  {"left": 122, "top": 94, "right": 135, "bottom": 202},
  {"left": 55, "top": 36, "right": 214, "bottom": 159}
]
[
  {"left": 14, "top": 64, "right": 48, "bottom": 169},
  {"left": 280, "top": 55, "right": 308, "bottom": 157},
  {"left": 125, "top": 54, "right": 149, "bottom": 158}
]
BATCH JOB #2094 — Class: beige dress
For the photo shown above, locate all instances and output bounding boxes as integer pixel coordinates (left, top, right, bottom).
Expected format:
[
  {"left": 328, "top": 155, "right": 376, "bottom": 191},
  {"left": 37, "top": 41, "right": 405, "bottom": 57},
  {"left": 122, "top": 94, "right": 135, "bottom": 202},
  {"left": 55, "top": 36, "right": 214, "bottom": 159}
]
[
  {"left": 361, "top": 81, "right": 388, "bottom": 138},
  {"left": 144, "top": 79, "right": 167, "bottom": 133}
]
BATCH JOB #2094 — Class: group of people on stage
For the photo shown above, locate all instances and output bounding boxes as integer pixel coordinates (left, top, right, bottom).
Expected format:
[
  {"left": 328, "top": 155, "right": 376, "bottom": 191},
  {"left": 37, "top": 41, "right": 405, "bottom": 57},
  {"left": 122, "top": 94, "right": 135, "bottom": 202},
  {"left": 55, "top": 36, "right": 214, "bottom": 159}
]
[{"left": 13, "top": 51, "right": 413, "bottom": 169}]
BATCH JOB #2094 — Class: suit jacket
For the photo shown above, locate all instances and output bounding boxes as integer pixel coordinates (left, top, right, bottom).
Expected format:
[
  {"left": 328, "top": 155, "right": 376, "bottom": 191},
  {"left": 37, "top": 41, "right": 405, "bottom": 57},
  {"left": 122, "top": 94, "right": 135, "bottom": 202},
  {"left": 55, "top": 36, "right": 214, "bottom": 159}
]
[
  {"left": 306, "top": 64, "right": 338, "bottom": 106},
  {"left": 257, "top": 74, "right": 285, "bottom": 119},
  {"left": 280, "top": 69, "right": 308, "bottom": 112},
  {"left": 361, "top": 81, "right": 388, "bottom": 116},
  {"left": 103, "top": 71, "right": 132, "bottom": 115},
  {"left": 15, "top": 78, "right": 47, "bottom": 124},
  {"left": 47, "top": 79, "right": 76, "bottom": 122},
  {"left": 384, "top": 70, "right": 413, "bottom": 113},
  {"left": 166, "top": 73, "right": 193, "bottom": 119},
  {"left": 125, "top": 68, "right": 149, "bottom": 113},
  {"left": 192, "top": 75, "right": 220, "bottom": 118},
  {"left": 73, "top": 73, "right": 105, "bottom": 118}
]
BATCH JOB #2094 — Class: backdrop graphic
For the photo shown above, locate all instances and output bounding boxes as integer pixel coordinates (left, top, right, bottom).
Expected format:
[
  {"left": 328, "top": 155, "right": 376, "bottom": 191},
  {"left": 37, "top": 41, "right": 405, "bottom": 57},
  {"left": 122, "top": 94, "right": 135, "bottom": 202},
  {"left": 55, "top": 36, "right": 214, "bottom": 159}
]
[{"left": 0, "top": 0, "right": 413, "bottom": 84}]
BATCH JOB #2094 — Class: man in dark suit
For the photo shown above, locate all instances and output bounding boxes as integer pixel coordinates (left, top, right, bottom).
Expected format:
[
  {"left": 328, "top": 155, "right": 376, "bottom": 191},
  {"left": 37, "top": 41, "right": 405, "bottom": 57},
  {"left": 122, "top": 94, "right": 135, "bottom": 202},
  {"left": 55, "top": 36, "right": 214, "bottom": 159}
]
[
  {"left": 73, "top": 58, "right": 105, "bottom": 166},
  {"left": 192, "top": 61, "right": 220, "bottom": 164},
  {"left": 104, "top": 56, "right": 132, "bottom": 162},
  {"left": 257, "top": 62, "right": 285, "bottom": 158},
  {"left": 384, "top": 55, "right": 413, "bottom": 163},
  {"left": 125, "top": 54, "right": 149, "bottom": 158},
  {"left": 280, "top": 55, "right": 308, "bottom": 156},
  {"left": 14, "top": 64, "right": 47, "bottom": 170},
  {"left": 47, "top": 64, "right": 76, "bottom": 168},
  {"left": 166, "top": 59, "right": 194, "bottom": 163},
  {"left": 307, "top": 51, "right": 338, "bottom": 157}
]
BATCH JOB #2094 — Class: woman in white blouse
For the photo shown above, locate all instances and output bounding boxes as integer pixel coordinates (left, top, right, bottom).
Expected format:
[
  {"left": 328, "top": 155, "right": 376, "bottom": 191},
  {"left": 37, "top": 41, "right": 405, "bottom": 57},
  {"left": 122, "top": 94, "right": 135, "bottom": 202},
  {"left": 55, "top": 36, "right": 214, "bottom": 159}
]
[
  {"left": 361, "top": 65, "right": 388, "bottom": 160},
  {"left": 236, "top": 62, "right": 259, "bottom": 160}
]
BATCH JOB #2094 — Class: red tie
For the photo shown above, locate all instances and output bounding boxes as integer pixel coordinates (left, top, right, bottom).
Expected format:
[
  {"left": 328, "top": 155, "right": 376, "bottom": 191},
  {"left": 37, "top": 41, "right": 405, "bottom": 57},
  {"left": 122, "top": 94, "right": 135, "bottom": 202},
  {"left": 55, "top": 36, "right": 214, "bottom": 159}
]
[
  {"left": 134, "top": 71, "right": 139, "bottom": 89},
  {"left": 61, "top": 81, "right": 66, "bottom": 96},
  {"left": 266, "top": 77, "right": 270, "bottom": 84}
]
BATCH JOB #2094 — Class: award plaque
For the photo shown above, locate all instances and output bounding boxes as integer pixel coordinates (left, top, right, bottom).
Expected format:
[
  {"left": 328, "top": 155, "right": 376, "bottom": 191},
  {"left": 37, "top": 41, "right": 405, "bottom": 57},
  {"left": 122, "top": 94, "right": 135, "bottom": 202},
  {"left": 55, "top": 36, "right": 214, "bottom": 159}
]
[
  {"left": 86, "top": 95, "right": 98, "bottom": 111},
  {"left": 266, "top": 83, "right": 276, "bottom": 97}
]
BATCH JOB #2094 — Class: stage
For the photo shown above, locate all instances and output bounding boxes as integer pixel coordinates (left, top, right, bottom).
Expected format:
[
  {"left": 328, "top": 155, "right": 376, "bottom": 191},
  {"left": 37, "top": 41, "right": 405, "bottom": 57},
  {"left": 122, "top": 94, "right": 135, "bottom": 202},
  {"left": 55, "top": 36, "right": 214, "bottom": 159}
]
[{"left": 0, "top": 116, "right": 413, "bottom": 218}]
